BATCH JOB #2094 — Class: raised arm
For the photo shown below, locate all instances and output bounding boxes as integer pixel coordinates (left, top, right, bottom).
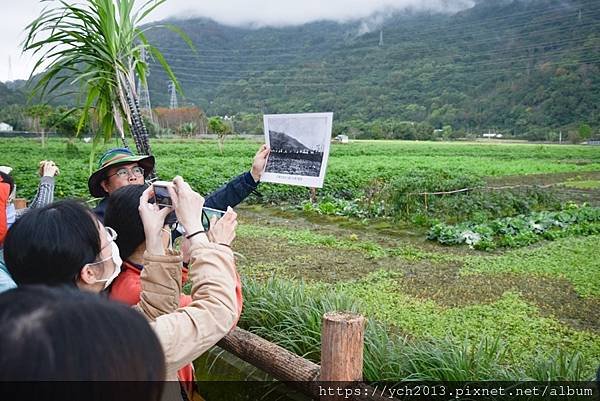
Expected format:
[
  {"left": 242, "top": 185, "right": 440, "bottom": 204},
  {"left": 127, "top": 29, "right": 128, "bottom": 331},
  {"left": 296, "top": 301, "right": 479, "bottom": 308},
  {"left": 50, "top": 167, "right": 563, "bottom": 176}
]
[
  {"left": 147, "top": 176, "right": 239, "bottom": 376},
  {"left": 132, "top": 185, "right": 181, "bottom": 320},
  {"left": 28, "top": 161, "right": 58, "bottom": 209},
  {"left": 204, "top": 144, "right": 270, "bottom": 210}
]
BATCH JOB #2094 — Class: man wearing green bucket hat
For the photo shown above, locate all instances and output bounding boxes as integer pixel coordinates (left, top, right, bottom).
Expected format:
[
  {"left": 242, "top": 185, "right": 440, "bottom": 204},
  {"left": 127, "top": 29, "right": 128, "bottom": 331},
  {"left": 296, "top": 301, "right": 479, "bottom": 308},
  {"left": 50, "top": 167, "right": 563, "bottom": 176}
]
[{"left": 89, "top": 145, "right": 270, "bottom": 222}]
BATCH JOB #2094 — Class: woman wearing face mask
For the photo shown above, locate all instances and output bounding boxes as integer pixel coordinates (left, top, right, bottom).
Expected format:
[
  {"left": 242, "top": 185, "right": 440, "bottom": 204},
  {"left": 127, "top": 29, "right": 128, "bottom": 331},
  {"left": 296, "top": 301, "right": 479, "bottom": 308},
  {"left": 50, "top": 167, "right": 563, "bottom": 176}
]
[{"left": 4, "top": 176, "right": 239, "bottom": 400}]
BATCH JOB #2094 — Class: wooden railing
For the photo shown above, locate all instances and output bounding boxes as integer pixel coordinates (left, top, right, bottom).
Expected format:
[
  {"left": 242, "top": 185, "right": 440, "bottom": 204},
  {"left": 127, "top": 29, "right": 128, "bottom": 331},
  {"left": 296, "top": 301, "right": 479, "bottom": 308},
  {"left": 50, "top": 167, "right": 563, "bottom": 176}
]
[{"left": 217, "top": 312, "right": 388, "bottom": 401}]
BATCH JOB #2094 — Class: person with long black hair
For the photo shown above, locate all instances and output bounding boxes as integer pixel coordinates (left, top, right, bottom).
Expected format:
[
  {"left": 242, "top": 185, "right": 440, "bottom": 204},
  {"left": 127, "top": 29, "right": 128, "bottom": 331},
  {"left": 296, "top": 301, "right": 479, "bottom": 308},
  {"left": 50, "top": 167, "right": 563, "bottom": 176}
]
[{"left": 0, "top": 286, "right": 165, "bottom": 401}]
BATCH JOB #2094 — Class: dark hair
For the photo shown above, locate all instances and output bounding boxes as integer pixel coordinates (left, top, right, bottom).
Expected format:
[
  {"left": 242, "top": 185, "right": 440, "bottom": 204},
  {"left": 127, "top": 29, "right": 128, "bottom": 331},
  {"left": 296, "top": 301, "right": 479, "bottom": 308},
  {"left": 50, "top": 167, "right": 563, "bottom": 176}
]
[
  {"left": 0, "top": 285, "right": 165, "bottom": 400},
  {"left": 4, "top": 200, "right": 100, "bottom": 286},
  {"left": 104, "top": 184, "right": 148, "bottom": 261},
  {"left": 0, "top": 171, "right": 14, "bottom": 195}
]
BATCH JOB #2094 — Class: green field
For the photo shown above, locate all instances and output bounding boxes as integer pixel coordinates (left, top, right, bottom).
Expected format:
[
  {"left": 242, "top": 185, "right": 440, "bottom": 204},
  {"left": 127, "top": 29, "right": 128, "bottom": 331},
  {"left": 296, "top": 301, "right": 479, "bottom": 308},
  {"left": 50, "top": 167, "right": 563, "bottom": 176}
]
[
  {"left": 4, "top": 138, "right": 600, "bottom": 200},
  {"left": 3, "top": 137, "right": 600, "bottom": 380}
]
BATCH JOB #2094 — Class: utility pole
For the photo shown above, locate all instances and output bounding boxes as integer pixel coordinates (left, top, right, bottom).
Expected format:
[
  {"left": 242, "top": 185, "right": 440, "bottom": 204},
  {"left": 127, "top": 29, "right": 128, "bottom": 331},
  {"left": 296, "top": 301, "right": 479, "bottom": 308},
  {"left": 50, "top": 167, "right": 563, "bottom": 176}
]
[
  {"left": 137, "top": 48, "right": 154, "bottom": 123},
  {"left": 578, "top": 9, "right": 582, "bottom": 22},
  {"left": 559, "top": 130, "right": 562, "bottom": 144},
  {"left": 168, "top": 80, "right": 178, "bottom": 109},
  {"left": 379, "top": 30, "right": 384, "bottom": 47}
]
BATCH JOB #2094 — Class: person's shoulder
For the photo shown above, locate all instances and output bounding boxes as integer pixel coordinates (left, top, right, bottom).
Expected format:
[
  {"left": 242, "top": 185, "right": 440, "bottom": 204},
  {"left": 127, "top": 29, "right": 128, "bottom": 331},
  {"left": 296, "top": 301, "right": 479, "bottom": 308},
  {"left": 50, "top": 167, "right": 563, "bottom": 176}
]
[{"left": 92, "top": 197, "right": 109, "bottom": 215}]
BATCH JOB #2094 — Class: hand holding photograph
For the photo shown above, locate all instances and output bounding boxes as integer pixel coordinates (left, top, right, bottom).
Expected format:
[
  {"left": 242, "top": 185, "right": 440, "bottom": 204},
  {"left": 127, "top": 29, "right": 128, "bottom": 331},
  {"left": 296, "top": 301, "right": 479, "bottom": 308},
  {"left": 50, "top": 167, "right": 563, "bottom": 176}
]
[{"left": 262, "top": 112, "right": 333, "bottom": 188}]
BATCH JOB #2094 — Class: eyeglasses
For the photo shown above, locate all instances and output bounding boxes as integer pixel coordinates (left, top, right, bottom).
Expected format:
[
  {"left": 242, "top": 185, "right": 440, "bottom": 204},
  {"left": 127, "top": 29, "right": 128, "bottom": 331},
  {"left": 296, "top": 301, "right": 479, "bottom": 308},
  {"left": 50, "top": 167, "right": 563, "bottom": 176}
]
[
  {"left": 87, "top": 226, "right": 118, "bottom": 267},
  {"left": 107, "top": 166, "right": 144, "bottom": 179},
  {"left": 98, "top": 226, "right": 118, "bottom": 253}
]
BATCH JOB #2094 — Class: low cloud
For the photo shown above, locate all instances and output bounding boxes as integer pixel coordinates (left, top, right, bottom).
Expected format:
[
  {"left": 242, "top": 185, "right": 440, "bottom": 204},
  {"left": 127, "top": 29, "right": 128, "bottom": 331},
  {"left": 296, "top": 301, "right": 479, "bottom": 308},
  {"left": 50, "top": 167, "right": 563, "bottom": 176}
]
[{"left": 151, "top": 0, "right": 476, "bottom": 27}]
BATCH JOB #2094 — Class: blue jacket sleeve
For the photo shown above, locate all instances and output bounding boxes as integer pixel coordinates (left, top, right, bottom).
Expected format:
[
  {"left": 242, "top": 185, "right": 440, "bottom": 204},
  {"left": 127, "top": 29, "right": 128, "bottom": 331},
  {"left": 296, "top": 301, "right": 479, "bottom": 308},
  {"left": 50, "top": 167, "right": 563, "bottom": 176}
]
[
  {"left": 93, "top": 197, "right": 108, "bottom": 224},
  {"left": 204, "top": 172, "right": 259, "bottom": 211}
]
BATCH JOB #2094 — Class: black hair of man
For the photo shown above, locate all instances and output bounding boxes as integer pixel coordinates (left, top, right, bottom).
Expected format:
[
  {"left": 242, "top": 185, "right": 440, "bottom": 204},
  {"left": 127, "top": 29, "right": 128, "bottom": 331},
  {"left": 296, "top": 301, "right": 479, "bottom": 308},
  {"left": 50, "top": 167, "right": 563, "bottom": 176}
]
[
  {"left": 104, "top": 184, "right": 148, "bottom": 261},
  {"left": 4, "top": 200, "right": 100, "bottom": 286},
  {"left": 0, "top": 171, "right": 14, "bottom": 195},
  {"left": 0, "top": 285, "right": 165, "bottom": 401}
]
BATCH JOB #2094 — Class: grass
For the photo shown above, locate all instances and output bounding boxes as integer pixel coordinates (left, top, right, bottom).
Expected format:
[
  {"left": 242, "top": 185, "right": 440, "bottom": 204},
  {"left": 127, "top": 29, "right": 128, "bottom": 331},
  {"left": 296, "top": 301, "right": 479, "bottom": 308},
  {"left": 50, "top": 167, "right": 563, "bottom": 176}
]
[
  {"left": 462, "top": 235, "right": 600, "bottom": 297},
  {"left": 336, "top": 270, "right": 600, "bottom": 370},
  {"left": 239, "top": 275, "right": 596, "bottom": 381},
  {"left": 4, "top": 137, "right": 600, "bottom": 381}
]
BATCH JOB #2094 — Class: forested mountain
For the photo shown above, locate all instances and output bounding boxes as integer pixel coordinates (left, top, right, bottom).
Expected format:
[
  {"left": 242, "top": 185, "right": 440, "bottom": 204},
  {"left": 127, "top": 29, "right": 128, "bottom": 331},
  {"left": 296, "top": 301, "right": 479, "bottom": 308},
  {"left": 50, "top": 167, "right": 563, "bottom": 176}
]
[
  {"left": 0, "top": 82, "right": 25, "bottom": 108},
  {"left": 142, "top": 0, "right": 600, "bottom": 137}
]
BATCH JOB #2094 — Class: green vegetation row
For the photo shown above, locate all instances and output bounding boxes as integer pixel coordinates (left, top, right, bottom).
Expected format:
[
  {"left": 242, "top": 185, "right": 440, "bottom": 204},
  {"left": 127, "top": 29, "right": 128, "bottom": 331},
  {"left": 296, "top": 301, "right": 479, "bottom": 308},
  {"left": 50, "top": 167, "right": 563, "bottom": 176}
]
[
  {"left": 428, "top": 205, "right": 600, "bottom": 250},
  {"left": 5, "top": 138, "right": 598, "bottom": 208},
  {"left": 463, "top": 235, "right": 600, "bottom": 298}
]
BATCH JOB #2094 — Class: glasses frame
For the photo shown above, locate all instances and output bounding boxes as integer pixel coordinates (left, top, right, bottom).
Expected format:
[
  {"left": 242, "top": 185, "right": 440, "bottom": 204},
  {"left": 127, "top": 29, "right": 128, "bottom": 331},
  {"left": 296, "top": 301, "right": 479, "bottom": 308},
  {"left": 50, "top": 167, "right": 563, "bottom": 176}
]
[
  {"left": 88, "top": 226, "right": 118, "bottom": 267},
  {"left": 106, "top": 166, "right": 145, "bottom": 180}
]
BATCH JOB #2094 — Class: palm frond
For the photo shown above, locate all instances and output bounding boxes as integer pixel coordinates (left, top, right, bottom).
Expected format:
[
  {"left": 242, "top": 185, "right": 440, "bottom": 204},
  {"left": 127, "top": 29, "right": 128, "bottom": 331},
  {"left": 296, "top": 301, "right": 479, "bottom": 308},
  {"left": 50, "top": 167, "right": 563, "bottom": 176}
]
[{"left": 23, "top": 0, "right": 189, "bottom": 150}]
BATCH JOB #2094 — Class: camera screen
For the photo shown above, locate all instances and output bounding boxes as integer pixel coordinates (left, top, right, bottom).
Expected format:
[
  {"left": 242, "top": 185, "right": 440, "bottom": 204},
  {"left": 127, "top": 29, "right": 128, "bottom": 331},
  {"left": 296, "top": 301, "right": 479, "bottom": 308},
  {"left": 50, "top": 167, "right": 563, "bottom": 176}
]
[{"left": 154, "top": 185, "right": 172, "bottom": 208}]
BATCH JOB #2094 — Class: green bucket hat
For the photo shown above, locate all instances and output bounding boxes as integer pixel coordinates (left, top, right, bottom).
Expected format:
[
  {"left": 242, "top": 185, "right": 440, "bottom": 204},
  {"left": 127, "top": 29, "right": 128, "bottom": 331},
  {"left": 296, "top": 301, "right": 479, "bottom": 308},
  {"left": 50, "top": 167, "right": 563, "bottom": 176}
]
[{"left": 88, "top": 148, "right": 155, "bottom": 198}]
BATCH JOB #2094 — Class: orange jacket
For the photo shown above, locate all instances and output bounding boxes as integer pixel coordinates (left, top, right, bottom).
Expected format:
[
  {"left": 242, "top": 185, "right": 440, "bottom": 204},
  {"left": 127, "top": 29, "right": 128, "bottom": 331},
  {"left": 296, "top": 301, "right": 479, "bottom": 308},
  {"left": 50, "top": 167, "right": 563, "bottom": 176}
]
[
  {"left": 0, "top": 180, "right": 10, "bottom": 246},
  {"left": 110, "top": 259, "right": 243, "bottom": 322}
]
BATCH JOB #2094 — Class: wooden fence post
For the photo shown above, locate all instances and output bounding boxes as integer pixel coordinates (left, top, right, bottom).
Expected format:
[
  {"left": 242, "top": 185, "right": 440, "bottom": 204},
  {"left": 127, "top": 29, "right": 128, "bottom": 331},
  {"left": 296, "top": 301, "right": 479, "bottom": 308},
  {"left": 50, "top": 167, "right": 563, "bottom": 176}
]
[
  {"left": 320, "top": 311, "right": 365, "bottom": 380},
  {"left": 320, "top": 312, "right": 365, "bottom": 400}
]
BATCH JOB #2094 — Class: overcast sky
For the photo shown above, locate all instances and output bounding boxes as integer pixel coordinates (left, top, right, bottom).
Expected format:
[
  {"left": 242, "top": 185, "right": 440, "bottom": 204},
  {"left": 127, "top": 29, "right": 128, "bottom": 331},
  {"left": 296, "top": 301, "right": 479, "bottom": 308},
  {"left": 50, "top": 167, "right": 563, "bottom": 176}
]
[{"left": 0, "top": 0, "right": 474, "bottom": 82}]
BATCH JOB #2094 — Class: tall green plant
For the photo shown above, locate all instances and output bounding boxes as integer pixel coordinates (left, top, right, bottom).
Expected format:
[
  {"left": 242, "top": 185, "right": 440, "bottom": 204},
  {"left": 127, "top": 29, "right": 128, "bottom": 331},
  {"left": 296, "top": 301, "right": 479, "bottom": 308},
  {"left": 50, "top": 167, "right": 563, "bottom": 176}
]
[{"left": 23, "top": 0, "right": 190, "bottom": 165}]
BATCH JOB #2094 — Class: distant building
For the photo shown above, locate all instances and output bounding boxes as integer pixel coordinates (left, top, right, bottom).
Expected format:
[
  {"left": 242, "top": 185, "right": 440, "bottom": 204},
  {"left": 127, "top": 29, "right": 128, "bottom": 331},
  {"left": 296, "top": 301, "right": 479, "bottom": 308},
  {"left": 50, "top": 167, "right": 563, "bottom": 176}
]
[
  {"left": 482, "top": 132, "right": 503, "bottom": 138},
  {"left": 0, "top": 122, "right": 13, "bottom": 131},
  {"left": 334, "top": 134, "right": 349, "bottom": 143}
]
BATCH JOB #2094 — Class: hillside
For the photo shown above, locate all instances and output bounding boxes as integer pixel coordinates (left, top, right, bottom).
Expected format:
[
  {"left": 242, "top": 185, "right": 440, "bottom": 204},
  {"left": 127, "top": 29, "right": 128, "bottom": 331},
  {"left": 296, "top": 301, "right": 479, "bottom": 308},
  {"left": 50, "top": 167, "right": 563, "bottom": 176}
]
[
  {"left": 142, "top": 0, "right": 600, "bottom": 137},
  {"left": 0, "top": 82, "right": 25, "bottom": 108},
  {"left": 269, "top": 130, "right": 311, "bottom": 151}
]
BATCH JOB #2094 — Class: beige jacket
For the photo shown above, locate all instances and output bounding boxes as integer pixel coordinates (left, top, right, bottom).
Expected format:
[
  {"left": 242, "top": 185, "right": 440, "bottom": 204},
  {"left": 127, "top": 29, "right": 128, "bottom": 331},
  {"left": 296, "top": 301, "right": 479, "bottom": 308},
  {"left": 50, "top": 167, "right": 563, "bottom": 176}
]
[{"left": 132, "top": 240, "right": 238, "bottom": 382}]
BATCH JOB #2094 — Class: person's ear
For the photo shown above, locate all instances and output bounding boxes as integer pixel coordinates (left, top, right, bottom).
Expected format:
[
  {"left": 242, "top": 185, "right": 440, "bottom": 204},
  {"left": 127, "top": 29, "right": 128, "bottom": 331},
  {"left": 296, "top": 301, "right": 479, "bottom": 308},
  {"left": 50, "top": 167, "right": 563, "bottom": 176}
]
[
  {"left": 79, "top": 264, "right": 100, "bottom": 285},
  {"left": 100, "top": 179, "right": 110, "bottom": 194}
]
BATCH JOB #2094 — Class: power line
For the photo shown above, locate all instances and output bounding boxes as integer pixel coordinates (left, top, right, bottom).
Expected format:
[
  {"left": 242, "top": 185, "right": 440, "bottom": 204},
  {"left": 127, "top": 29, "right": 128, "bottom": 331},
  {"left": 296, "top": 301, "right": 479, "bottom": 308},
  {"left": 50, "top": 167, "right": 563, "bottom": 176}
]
[
  {"left": 137, "top": 48, "right": 154, "bottom": 123},
  {"left": 154, "top": 3, "right": 600, "bottom": 57},
  {"left": 148, "top": 42, "right": 600, "bottom": 81},
  {"left": 168, "top": 80, "right": 178, "bottom": 109},
  {"left": 157, "top": 56, "right": 600, "bottom": 88}
]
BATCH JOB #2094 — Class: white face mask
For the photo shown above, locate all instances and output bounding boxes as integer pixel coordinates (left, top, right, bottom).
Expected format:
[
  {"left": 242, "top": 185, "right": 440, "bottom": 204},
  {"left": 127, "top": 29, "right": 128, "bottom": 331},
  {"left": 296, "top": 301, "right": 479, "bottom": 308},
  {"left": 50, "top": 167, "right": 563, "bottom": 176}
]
[
  {"left": 90, "top": 233, "right": 123, "bottom": 290},
  {"left": 95, "top": 241, "right": 123, "bottom": 289}
]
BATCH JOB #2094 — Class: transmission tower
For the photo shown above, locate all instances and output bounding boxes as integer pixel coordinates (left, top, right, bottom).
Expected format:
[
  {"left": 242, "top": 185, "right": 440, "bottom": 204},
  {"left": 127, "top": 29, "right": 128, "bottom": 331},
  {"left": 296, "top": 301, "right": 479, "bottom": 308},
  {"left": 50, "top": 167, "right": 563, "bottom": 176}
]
[
  {"left": 137, "top": 48, "right": 154, "bottom": 123},
  {"left": 7, "top": 56, "right": 12, "bottom": 82},
  {"left": 168, "top": 80, "right": 178, "bottom": 109}
]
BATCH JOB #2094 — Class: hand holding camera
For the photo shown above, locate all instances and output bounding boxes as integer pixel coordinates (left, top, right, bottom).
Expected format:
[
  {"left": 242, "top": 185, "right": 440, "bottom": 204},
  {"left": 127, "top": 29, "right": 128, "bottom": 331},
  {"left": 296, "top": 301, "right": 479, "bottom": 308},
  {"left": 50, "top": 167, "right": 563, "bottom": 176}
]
[
  {"left": 207, "top": 206, "right": 237, "bottom": 246},
  {"left": 169, "top": 176, "right": 205, "bottom": 236},
  {"left": 139, "top": 185, "right": 173, "bottom": 255},
  {"left": 38, "top": 160, "right": 60, "bottom": 177}
]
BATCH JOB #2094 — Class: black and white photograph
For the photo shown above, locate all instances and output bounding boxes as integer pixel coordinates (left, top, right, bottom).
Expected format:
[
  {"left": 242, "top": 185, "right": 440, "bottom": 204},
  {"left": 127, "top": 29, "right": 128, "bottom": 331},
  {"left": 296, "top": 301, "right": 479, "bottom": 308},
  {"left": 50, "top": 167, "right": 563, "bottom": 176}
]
[{"left": 262, "top": 112, "right": 333, "bottom": 188}]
